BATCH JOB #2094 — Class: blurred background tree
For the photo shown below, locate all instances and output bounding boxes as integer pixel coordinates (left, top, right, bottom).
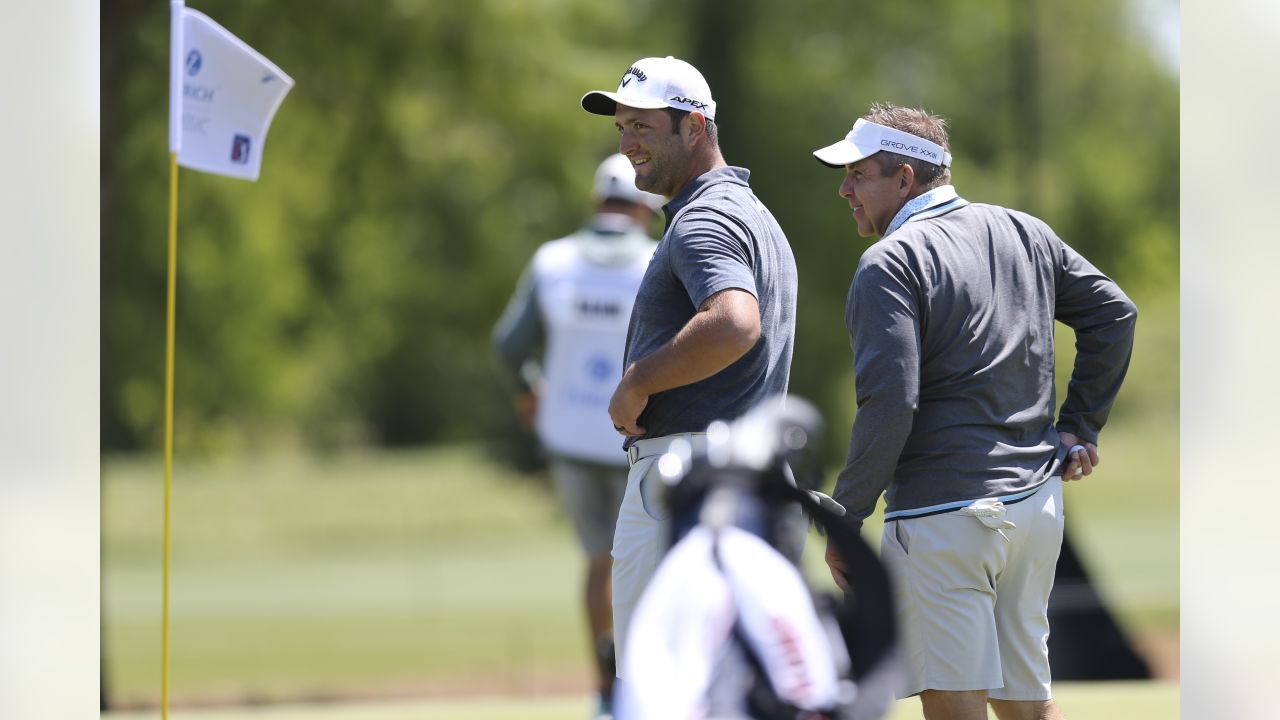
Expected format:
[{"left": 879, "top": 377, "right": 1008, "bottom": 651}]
[{"left": 102, "top": 0, "right": 1177, "bottom": 463}]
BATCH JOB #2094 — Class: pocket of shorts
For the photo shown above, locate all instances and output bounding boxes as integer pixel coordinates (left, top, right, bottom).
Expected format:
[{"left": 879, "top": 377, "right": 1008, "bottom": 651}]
[
  {"left": 892, "top": 519, "right": 910, "bottom": 555},
  {"left": 637, "top": 457, "right": 670, "bottom": 522}
]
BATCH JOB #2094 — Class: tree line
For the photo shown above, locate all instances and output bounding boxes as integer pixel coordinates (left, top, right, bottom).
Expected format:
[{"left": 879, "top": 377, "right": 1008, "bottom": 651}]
[{"left": 102, "top": 0, "right": 1178, "bottom": 464}]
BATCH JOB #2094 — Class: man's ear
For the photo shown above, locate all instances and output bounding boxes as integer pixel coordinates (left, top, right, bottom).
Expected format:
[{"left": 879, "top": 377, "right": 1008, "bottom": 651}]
[
  {"left": 685, "top": 112, "right": 706, "bottom": 147},
  {"left": 897, "top": 162, "right": 916, "bottom": 196}
]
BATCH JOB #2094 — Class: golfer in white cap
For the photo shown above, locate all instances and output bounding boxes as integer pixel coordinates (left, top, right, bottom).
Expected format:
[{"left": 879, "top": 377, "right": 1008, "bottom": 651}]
[
  {"left": 580, "top": 56, "right": 801, "bottom": 681},
  {"left": 813, "top": 102, "right": 1138, "bottom": 720}
]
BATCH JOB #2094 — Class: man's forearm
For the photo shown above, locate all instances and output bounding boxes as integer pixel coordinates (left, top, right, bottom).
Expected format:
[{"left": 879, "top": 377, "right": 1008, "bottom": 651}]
[
  {"left": 832, "top": 396, "right": 915, "bottom": 530},
  {"left": 491, "top": 271, "right": 543, "bottom": 388},
  {"left": 621, "top": 289, "right": 760, "bottom": 397},
  {"left": 1057, "top": 292, "right": 1138, "bottom": 441}
]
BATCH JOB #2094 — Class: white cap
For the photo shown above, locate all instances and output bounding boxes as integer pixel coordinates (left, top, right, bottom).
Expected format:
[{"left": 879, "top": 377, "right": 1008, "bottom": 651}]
[
  {"left": 581, "top": 56, "right": 717, "bottom": 120},
  {"left": 813, "top": 118, "right": 952, "bottom": 168},
  {"left": 592, "top": 153, "right": 665, "bottom": 210}
]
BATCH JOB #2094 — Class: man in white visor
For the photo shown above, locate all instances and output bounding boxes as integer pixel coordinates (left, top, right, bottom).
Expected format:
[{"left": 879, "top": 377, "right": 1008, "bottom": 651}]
[{"left": 813, "top": 103, "right": 1137, "bottom": 720}]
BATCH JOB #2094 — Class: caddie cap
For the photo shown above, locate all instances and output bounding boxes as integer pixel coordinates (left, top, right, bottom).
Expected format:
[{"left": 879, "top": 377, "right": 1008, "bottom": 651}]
[
  {"left": 813, "top": 118, "right": 952, "bottom": 168},
  {"left": 581, "top": 56, "right": 717, "bottom": 121},
  {"left": 593, "top": 153, "right": 665, "bottom": 211}
]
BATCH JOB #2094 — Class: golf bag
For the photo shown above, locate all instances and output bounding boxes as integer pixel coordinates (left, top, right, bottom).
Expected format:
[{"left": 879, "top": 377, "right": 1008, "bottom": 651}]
[{"left": 614, "top": 398, "right": 899, "bottom": 720}]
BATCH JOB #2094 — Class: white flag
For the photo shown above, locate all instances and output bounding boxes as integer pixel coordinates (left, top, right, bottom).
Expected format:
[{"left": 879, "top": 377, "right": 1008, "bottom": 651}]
[{"left": 169, "top": 1, "right": 293, "bottom": 181}]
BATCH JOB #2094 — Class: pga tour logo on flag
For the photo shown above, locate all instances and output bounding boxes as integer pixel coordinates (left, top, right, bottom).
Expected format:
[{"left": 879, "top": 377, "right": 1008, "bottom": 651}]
[
  {"left": 231, "top": 134, "right": 251, "bottom": 164},
  {"left": 170, "top": 4, "right": 293, "bottom": 180}
]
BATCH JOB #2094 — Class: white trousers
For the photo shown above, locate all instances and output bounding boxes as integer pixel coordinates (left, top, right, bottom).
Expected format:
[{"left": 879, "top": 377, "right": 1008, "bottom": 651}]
[
  {"left": 611, "top": 433, "right": 808, "bottom": 680},
  {"left": 611, "top": 452, "right": 670, "bottom": 680}
]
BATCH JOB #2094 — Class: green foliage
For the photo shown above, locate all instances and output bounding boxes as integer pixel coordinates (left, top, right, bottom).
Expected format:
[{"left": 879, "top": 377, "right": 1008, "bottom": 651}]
[
  {"left": 104, "top": 0, "right": 674, "bottom": 451},
  {"left": 102, "top": 0, "right": 1177, "bottom": 455},
  {"left": 687, "top": 0, "right": 1179, "bottom": 458}
]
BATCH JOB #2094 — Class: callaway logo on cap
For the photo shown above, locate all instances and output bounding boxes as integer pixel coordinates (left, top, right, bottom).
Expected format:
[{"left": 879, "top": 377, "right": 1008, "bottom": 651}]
[
  {"left": 813, "top": 118, "right": 953, "bottom": 168},
  {"left": 581, "top": 56, "right": 717, "bottom": 120}
]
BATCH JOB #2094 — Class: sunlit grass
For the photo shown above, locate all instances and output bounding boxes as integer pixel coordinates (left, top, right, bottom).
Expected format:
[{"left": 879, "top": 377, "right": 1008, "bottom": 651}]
[{"left": 104, "top": 426, "right": 1176, "bottom": 708}]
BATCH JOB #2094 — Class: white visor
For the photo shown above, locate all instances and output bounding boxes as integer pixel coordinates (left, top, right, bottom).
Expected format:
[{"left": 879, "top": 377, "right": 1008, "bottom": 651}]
[{"left": 813, "top": 118, "right": 952, "bottom": 168}]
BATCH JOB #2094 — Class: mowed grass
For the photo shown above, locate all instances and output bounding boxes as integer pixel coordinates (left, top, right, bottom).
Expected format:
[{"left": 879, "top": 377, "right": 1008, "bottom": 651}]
[
  {"left": 102, "top": 681, "right": 1178, "bottom": 720},
  {"left": 104, "top": 413, "right": 1177, "bottom": 708},
  {"left": 103, "top": 448, "right": 592, "bottom": 706}
]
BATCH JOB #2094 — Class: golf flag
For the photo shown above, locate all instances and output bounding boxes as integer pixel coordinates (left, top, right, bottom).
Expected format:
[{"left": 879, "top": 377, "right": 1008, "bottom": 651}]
[
  {"left": 169, "top": 1, "right": 293, "bottom": 181},
  {"left": 161, "top": 6, "right": 294, "bottom": 717}
]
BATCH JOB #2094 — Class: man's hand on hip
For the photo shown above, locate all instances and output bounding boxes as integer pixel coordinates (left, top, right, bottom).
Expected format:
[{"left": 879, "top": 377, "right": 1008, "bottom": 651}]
[
  {"left": 605, "top": 289, "right": 763, "bottom": 439},
  {"left": 1058, "top": 430, "right": 1099, "bottom": 481},
  {"left": 609, "top": 368, "right": 648, "bottom": 436}
]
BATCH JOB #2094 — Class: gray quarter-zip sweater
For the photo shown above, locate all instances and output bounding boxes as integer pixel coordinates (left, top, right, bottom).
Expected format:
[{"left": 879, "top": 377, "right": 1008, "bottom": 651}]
[{"left": 835, "top": 188, "right": 1137, "bottom": 529}]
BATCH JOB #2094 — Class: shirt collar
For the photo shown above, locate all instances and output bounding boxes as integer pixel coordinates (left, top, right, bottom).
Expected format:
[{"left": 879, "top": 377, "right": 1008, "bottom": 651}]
[
  {"left": 883, "top": 184, "right": 967, "bottom": 238},
  {"left": 663, "top": 166, "right": 751, "bottom": 224}
]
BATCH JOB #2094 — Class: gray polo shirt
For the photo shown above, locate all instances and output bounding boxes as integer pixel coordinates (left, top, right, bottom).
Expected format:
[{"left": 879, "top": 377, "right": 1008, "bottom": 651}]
[
  {"left": 835, "top": 192, "right": 1137, "bottom": 529},
  {"left": 623, "top": 166, "right": 797, "bottom": 446}
]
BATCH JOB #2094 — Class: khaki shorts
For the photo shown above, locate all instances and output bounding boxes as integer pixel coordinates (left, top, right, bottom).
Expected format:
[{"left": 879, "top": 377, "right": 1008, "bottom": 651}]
[
  {"left": 880, "top": 477, "right": 1065, "bottom": 701},
  {"left": 548, "top": 456, "right": 628, "bottom": 557}
]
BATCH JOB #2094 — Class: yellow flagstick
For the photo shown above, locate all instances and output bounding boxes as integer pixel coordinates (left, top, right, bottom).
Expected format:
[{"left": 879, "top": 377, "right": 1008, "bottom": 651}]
[
  {"left": 162, "top": 150, "right": 179, "bottom": 720},
  {"left": 162, "top": 3, "right": 291, "bottom": 709},
  {"left": 166, "top": 2, "right": 185, "bottom": 715}
]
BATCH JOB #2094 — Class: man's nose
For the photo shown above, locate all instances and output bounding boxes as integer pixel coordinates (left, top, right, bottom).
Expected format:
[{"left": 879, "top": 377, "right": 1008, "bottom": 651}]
[{"left": 619, "top": 132, "right": 637, "bottom": 156}]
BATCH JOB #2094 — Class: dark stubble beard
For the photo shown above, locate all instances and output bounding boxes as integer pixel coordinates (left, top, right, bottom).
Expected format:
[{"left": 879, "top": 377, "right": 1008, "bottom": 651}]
[
  {"left": 635, "top": 139, "right": 685, "bottom": 199},
  {"left": 635, "top": 163, "right": 672, "bottom": 198}
]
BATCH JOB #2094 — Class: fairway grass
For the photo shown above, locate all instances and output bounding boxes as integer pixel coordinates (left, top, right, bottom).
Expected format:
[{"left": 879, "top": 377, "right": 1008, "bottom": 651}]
[
  {"left": 103, "top": 447, "right": 591, "bottom": 705},
  {"left": 104, "top": 427, "right": 1176, "bottom": 707},
  {"left": 103, "top": 681, "right": 1178, "bottom": 720}
]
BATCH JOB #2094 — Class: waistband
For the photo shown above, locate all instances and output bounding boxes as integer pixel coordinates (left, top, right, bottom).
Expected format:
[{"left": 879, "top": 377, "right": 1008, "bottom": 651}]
[
  {"left": 627, "top": 432, "right": 708, "bottom": 467},
  {"left": 883, "top": 480, "right": 1050, "bottom": 523}
]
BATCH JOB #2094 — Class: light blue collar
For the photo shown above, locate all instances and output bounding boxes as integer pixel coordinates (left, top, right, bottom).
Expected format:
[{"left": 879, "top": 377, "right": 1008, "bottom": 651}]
[{"left": 883, "top": 185, "right": 967, "bottom": 238}]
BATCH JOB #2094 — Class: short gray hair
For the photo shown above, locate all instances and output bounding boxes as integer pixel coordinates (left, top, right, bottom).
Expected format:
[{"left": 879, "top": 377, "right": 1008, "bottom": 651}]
[{"left": 864, "top": 102, "right": 950, "bottom": 188}]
